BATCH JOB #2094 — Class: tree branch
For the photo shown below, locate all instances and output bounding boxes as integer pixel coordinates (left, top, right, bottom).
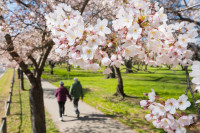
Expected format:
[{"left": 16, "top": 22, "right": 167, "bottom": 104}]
[
  {"left": 80, "top": 0, "right": 90, "bottom": 15},
  {"left": 28, "top": 54, "right": 38, "bottom": 72},
  {"left": 5, "top": 34, "right": 35, "bottom": 83},
  {"left": 32, "top": 40, "right": 51, "bottom": 52},
  {"left": 183, "top": 0, "right": 188, "bottom": 7},
  {"left": 180, "top": 2, "right": 200, "bottom": 12},
  {"left": 170, "top": 12, "right": 200, "bottom": 26},
  {"left": 184, "top": 66, "right": 200, "bottom": 121},
  {"left": 167, "top": 3, "right": 200, "bottom": 13},
  {"left": 14, "top": 0, "right": 30, "bottom": 8},
  {"left": 38, "top": 40, "right": 54, "bottom": 78},
  {"left": 185, "top": 66, "right": 191, "bottom": 95}
]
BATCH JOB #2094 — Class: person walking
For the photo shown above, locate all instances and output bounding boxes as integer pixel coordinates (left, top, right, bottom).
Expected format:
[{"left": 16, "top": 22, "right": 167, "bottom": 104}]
[
  {"left": 55, "top": 81, "right": 72, "bottom": 121},
  {"left": 69, "top": 77, "right": 83, "bottom": 118}
]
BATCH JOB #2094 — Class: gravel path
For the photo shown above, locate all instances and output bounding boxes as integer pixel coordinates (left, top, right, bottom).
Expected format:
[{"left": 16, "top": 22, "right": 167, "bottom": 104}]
[{"left": 42, "top": 80, "right": 137, "bottom": 133}]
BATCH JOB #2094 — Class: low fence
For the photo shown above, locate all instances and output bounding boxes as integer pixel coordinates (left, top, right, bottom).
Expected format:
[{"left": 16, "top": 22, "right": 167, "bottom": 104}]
[{"left": 0, "top": 69, "right": 15, "bottom": 133}]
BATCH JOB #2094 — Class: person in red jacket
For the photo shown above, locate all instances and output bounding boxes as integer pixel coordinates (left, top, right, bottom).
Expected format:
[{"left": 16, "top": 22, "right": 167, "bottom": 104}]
[{"left": 54, "top": 81, "right": 72, "bottom": 121}]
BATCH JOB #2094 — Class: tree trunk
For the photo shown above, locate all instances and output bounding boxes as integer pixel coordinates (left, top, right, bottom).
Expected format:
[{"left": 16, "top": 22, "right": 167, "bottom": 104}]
[
  {"left": 20, "top": 70, "right": 25, "bottom": 90},
  {"left": 17, "top": 68, "right": 21, "bottom": 79},
  {"left": 50, "top": 64, "right": 54, "bottom": 75},
  {"left": 144, "top": 64, "right": 148, "bottom": 71},
  {"left": 125, "top": 60, "right": 133, "bottom": 73},
  {"left": 181, "top": 65, "right": 185, "bottom": 71},
  {"left": 5, "top": 34, "right": 54, "bottom": 133},
  {"left": 49, "top": 61, "right": 55, "bottom": 75},
  {"left": 113, "top": 66, "right": 126, "bottom": 98},
  {"left": 167, "top": 65, "right": 171, "bottom": 70},
  {"left": 137, "top": 62, "right": 140, "bottom": 70},
  {"left": 67, "top": 65, "right": 71, "bottom": 72},
  {"left": 106, "top": 66, "right": 115, "bottom": 79},
  {"left": 29, "top": 78, "right": 46, "bottom": 133}
]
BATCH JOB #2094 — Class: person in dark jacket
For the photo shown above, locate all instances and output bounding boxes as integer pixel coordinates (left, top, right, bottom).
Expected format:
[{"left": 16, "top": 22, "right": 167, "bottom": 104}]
[
  {"left": 69, "top": 77, "right": 83, "bottom": 118},
  {"left": 55, "top": 81, "right": 72, "bottom": 121}
]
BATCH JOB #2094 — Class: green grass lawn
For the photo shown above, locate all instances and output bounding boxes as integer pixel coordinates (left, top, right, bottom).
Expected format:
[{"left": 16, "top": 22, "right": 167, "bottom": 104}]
[
  {"left": 6, "top": 71, "right": 59, "bottom": 133},
  {"left": 0, "top": 69, "right": 14, "bottom": 125},
  {"left": 42, "top": 65, "right": 200, "bottom": 133}
]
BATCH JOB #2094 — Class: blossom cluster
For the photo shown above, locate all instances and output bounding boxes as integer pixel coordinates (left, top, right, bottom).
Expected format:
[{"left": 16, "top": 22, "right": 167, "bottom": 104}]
[
  {"left": 112, "top": 1, "right": 197, "bottom": 67},
  {"left": 45, "top": 0, "right": 198, "bottom": 74},
  {"left": 189, "top": 61, "right": 200, "bottom": 103},
  {"left": 140, "top": 89, "right": 195, "bottom": 133}
]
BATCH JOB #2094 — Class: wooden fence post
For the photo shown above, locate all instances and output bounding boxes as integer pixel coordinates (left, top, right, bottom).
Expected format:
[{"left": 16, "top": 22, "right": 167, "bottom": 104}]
[
  {"left": 1, "top": 117, "right": 7, "bottom": 133},
  {"left": 6, "top": 101, "right": 10, "bottom": 116},
  {"left": 9, "top": 92, "right": 12, "bottom": 103}
]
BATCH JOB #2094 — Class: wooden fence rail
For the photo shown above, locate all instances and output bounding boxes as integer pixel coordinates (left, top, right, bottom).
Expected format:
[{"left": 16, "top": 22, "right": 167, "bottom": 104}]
[{"left": 0, "top": 69, "right": 15, "bottom": 133}]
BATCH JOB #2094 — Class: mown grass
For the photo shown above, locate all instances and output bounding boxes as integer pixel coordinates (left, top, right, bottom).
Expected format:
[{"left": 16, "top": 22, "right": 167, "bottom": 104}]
[
  {"left": 6, "top": 71, "right": 59, "bottom": 133},
  {"left": 42, "top": 65, "right": 200, "bottom": 133},
  {"left": 0, "top": 69, "right": 14, "bottom": 125}
]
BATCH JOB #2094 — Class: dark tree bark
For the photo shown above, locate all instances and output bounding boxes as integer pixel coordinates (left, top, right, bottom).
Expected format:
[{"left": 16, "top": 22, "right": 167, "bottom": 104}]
[
  {"left": 50, "top": 65, "right": 54, "bottom": 75},
  {"left": 125, "top": 60, "right": 133, "bottom": 73},
  {"left": 20, "top": 70, "right": 25, "bottom": 90},
  {"left": 167, "top": 65, "right": 171, "bottom": 70},
  {"left": 5, "top": 34, "right": 54, "bottom": 133},
  {"left": 49, "top": 61, "right": 55, "bottom": 75},
  {"left": 144, "top": 64, "right": 148, "bottom": 71},
  {"left": 29, "top": 77, "right": 46, "bottom": 133},
  {"left": 188, "top": 43, "right": 200, "bottom": 61},
  {"left": 180, "top": 65, "right": 185, "bottom": 71},
  {"left": 67, "top": 65, "right": 71, "bottom": 72},
  {"left": 184, "top": 66, "right": 200, "bottom": 121},
  {"left": 106, "top": 66, "right": 115, "bottom": 79},
  {"left": 17, "top": 68, "right": 21, "bottom": 79},
  {"left": 113, "top": 66, "right": 126, "bottom": 98}
]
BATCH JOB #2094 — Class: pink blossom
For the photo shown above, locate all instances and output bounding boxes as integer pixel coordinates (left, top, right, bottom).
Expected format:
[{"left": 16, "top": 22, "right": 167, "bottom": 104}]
[
  {"left": 178, "top": 115, "right": 193, "bottom": 126},
  {"left": 160, "top": 118, "right": 171, "bottom": 129},
  {"left": 148, "top": 89, "right": 156, "bottom": 102},
  {"left": 101, "top": 57, "right": 111, "bottom": 66},
  {"left": 103, "top": 68, "right": 112, "bottom": 75},
  {"left": 140, "top": 100, "right": 148, "bottom": 107},
  {"left": 165, "top": 98, "right": 178, "bottom": 114},
  {"left": 145, "top": 113, "right": 154, "bottom": 121},
  {"left": 177, "top": 95, "right": 191, "bottom": 110},
  {"left": 196, "top": 100, "right": 200, "bottom": 103}
]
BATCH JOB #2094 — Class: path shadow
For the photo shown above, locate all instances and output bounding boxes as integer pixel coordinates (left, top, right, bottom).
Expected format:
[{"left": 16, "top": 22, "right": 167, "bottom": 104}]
[
  {"left": 61, "top": 113, "right": 117, "bottom": 123},
  {"left": 62, "top": 113, "right": 134, "bottom": 133}
]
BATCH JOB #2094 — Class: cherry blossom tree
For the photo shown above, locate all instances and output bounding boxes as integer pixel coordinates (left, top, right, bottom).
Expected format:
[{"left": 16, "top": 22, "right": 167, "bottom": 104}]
[
  {"left": 154, "top": 0, "right": 200, "bottom": 61},
  {"left": 45, "top": 0, "right": 196, "bottom": 96},
  {"left": 1, "top": 0, "right": 199, "bottom": 132},
  {"left": 45, "top": 0, "right": 199, "bottom": 132}
]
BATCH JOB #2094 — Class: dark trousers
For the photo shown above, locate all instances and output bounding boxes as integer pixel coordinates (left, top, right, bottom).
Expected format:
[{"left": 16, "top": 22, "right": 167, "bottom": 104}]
[
  {"left": 58, "top": 101, "right": 65, "bottom": 117},
  {"left": 73, "top": 98, "right": 80, "bottom": 114}
]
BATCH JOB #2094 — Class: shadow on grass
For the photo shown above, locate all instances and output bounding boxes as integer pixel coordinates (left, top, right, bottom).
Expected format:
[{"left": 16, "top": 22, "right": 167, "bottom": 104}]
[
  {"left": 124, "top": 95, "right": 139, "bottom": 98},
  {"left": 43, "top": 71, "right": 102, "bottom": 81}
]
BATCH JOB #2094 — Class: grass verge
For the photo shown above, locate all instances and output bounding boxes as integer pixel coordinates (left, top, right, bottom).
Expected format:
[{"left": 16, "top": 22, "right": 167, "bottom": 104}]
[
  {"left": 6, "top": 71, "right": 59, "bottom": 133},
  {"left": 0, "top": 69, "right": 14, "bottom": 125}
]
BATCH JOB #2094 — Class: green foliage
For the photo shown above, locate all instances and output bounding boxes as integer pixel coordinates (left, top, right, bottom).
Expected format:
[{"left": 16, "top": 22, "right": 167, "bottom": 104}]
[
  {"left": 42, "top": 66, "right": 200, "bottom": 133},
  {"left": 6, "top": 71, "right": 59, "bottom": 133}
]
